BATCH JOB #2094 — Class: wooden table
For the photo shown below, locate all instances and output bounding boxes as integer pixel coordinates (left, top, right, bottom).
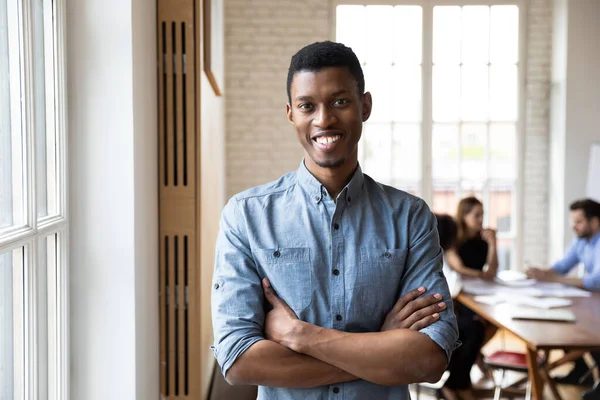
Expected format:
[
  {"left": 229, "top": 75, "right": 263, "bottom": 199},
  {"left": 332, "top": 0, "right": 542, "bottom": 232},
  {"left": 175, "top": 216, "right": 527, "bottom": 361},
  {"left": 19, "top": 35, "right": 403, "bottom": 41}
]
[{"left": 458, "top": 289, "right": 600, "bottom": 399}]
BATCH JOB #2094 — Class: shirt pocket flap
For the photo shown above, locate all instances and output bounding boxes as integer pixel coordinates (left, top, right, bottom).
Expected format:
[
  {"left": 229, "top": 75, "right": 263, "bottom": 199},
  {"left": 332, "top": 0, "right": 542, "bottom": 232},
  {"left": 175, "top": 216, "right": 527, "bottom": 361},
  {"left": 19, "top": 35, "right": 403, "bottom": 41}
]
[
  {"left": 254, "top": 247, "right": 310, "bottom": 264},
  {"left": 360, "top": 248, "right": 408, "bottom": 264}
]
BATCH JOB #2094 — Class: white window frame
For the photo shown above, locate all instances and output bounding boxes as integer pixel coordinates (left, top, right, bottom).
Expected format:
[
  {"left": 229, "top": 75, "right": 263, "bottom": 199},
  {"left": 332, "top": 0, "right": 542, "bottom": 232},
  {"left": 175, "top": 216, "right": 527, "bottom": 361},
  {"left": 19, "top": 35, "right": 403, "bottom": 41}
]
[
  {"left": 331, "top": 0, "right": 527, "bottom": 270},
  {"left": 0, "top": 0, "right": 69, "bottom": 399}
]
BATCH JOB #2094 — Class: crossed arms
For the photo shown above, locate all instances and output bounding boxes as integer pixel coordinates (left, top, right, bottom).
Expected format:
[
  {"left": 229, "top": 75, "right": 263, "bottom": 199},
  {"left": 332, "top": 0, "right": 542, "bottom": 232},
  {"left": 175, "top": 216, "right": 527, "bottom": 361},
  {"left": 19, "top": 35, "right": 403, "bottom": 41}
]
[{"left": 224, "top": 281, "right": 450, "bottom": 388}]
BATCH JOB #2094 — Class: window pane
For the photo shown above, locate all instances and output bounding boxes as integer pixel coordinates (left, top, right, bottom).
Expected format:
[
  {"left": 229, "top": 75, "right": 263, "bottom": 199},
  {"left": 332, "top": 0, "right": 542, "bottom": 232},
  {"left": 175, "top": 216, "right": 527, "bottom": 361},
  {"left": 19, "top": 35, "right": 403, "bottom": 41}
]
[
  {"left": 364, "top": 64, "right": 393, "bottom": 123},
  {"left": 460, "top": 123, "right": 487, "bottom": 180},
  {"left": 433, "top": 185, "right": 458, "bottom": 215},
  {"left": 490, "top": 65, "right": 517, "bottom": 121},
  {"left": 0, "top": 246, "right": 25, "bottom": 400},
  {"left": 393, "top": 6, "right": 422, "bottom": 64},
  {"left": 433, "top": 6, "right": 460, "bottom": 65},
  {"left": 0, "top": 0, "right": 25, "bottom": 231},
  {"left": 362, "top": 123, "right": 392, "bottom": 184},
  {"left": 433, "top": 66, "right": 460, "bottom": 122},
  {"left": 366, "top": 6, "right": 393, "bottom": 65},
  {"left": 393, "top": 65, "right": 421, "bottom": 122},
  {"left": 461, "top": 66, "right": 488, "bottom": 121},
  {"left": 490, "top": 6, "right": 519, "bottom": 65},
  {"left": 392, "top": 123, "right": 421, "bottom": 184},
  {"left": 489, "top": 123, "right": 516, "bottom": 180},
  {"left": 497, "top": 238, "right": 514, "bottom": 271},
  {"left": 489, "top": 184, "right": 513, "bottom": 234},
  {"left": 462, "top": 6, "right": 490, "bottom": 64},
  {"left": 336, "top": 6, "right": 367, "bottom": 64},
  {"left": 34, "top": 0, "right": 57, "bottom": 219},
  {"left": 432, "top": 123, "right": 459, "bottom": 180}
]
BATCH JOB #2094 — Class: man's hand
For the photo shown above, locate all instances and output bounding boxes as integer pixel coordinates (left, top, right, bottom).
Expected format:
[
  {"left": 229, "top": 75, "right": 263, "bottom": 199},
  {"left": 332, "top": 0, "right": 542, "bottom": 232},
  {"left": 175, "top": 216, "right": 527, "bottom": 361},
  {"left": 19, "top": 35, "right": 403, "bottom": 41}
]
[
  {"left": 526, "top": 267, "right": 557, "bottom": 282},
  {"left": 262, "top": 278, "right": 303, "bottom": 351},
  {"left": 380, "top": 287, "right": 447, "bottom": 332}
]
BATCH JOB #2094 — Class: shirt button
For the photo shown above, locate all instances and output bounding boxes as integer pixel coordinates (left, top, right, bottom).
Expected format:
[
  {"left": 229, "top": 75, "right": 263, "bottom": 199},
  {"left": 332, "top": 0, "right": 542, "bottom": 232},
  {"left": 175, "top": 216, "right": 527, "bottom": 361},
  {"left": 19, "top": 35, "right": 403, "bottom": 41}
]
[
  {"left": 273, "top": 250, "right": 281, "bottom": 258},
  {"left": 333, "top": 223, "right": 340, "bottom": 230},
  {"left": 336, "top": 314, "right": 342, "bottom": 321},
  {"left": 314, "top": 195, "right": 320, "bottom": 202},
  {"left": 213, "top": 283, "right": 220, "bottom": 290},
  {"left": 333, "top": 387, "right": 340, "bottom": 394},
  {"left": 332, "top": 269, "right": 340, "bottom": 276},
  {"left": 384, "top": 251, "right": 391, "bottom": 258},
  {"left": 347, "top": 196, "right": 352, "bottom": 203}
]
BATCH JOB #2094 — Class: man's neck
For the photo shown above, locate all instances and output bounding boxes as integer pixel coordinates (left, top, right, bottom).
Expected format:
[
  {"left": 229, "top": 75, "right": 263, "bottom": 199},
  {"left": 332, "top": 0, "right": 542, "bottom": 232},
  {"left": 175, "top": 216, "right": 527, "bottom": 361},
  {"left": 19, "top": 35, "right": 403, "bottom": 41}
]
[{"left": 305, "top": 159, "right": 358, "bottom": 200}]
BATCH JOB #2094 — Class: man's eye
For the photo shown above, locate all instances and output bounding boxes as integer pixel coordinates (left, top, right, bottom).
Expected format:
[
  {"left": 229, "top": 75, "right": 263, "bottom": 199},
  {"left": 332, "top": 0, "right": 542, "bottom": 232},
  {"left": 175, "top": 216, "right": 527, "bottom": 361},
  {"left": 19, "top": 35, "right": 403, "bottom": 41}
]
[
  {"left": 298, "top": 103, "right": 313, "bottom": 110},
  {"left": 334, "top": 99, "right": 348, "bottom": 106}
]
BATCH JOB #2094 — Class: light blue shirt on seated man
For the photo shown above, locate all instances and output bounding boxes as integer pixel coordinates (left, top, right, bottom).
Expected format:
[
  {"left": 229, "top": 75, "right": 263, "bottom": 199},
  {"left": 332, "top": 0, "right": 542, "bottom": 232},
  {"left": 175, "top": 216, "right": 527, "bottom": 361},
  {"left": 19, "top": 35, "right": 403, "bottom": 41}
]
[
  {"left": 211, "top": 161, "right": 459, "bottom": 400},
  {"left": 552, "top": 231, "right": 600, "bottom": 291}
]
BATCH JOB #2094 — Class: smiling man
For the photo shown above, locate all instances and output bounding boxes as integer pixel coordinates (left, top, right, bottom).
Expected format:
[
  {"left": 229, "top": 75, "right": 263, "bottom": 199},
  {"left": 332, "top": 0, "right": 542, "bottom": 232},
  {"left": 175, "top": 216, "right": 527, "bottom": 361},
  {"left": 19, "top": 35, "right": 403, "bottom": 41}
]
[{"left": 211, "top": 41, "right": 459, "bottom": 399}]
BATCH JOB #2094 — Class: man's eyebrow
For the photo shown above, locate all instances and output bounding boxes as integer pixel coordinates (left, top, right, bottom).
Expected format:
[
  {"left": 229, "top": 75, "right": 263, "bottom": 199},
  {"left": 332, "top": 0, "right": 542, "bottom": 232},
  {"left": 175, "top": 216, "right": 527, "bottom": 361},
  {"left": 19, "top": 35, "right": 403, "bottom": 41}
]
[{"left": 294, "top": 89, "right": 352, "bottom": 102}]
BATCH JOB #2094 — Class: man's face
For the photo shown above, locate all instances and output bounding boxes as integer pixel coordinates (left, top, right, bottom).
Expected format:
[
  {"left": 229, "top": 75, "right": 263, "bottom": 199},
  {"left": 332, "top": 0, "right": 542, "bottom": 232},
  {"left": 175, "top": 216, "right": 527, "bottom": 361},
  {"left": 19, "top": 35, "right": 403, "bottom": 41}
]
[
  {"left": 286, "top": 67, "right": 371, "bottom": 172},
  {"left": 571, "top": 209, "right": 594, "bottom": 239}
]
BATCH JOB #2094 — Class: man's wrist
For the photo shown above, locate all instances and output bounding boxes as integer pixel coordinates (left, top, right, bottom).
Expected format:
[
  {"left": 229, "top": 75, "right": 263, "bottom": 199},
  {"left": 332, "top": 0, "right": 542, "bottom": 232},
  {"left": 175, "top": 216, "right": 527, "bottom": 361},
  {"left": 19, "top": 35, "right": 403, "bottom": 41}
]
[{"left": 287, "top": 320, "right": 314, "bottom": 353}]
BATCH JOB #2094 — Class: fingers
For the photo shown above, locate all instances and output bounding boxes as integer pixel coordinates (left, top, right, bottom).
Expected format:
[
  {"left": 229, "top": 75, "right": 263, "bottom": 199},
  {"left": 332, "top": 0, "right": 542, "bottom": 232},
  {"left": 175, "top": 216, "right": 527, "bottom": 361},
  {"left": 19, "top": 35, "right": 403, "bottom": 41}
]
[
  {"left": 396, "top": 292, "right": 443, "bottom": 322},
  {"left": 262, "top": 278, "right": 281, "bottom": 307},
  {"left": 409, "top": 313, "right": 441, "bottom": 331},
  {"left": 390, "top": 286, "right": 426, "bottom": 314},
  {"left": 401, "top": 300, "right": 447, "bottom": 329}
]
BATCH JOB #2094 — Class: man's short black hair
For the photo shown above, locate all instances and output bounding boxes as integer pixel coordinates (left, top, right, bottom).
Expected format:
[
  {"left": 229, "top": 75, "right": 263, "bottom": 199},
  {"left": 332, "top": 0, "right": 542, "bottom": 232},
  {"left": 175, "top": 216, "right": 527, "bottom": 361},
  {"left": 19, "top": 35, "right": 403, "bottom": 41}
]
[
  {"left": 286, "top": 41, "right": 365, "bottom": 104},
  {"left": 570, "top": 198, "right": 600, "bottom": 221}
]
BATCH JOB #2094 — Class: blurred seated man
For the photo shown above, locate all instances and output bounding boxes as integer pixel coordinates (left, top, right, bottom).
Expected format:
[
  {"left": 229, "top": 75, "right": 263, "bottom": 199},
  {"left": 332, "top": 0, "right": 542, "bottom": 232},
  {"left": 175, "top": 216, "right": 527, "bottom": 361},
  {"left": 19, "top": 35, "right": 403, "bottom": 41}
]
[{"left": 527, "top": 199, "right": 600, "bottom": 388}]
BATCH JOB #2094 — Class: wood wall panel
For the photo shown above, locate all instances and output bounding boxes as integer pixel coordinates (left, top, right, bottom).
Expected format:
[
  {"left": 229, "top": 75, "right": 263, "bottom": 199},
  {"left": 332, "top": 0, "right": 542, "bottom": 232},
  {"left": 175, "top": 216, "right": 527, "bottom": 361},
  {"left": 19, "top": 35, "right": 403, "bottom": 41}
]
[{"left": 158, "top": 0, "right": 222, "bottom": 399}]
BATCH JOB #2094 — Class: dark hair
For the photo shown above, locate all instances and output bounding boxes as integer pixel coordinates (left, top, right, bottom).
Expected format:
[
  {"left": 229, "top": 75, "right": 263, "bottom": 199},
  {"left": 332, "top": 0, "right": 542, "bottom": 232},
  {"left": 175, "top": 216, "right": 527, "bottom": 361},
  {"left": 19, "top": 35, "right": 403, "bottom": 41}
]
[
  {"left": 286, "top": 41, "right": 365, "bottom": 104},
  {"left": 435, "top": 214, "right": 458, "bottom": 251},
  {"left": 455, "top": 196, "right": 483, "bottom": 245},
  {"left": 570, "top": 198, "right": 600, "bottom": 221}
]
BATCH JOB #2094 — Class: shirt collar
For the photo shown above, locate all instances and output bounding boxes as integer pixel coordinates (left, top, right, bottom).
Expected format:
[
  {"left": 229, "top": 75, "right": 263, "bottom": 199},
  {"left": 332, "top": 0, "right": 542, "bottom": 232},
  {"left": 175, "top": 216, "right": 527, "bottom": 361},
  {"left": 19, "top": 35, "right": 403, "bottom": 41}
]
[{"left": 296, "top": 159, "right": 365, "bottom": 205}]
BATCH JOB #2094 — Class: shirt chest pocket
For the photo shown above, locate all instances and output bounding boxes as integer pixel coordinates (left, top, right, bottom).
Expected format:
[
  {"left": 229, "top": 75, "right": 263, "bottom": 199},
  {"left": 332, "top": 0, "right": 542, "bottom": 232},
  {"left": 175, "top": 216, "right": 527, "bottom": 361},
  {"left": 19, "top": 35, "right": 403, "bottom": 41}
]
[
  {"left": 254, "top": 247, "right": 312, "bottom": 311},
  {"left": 357, "top": 249, "right": 408, "bottom": 311}
]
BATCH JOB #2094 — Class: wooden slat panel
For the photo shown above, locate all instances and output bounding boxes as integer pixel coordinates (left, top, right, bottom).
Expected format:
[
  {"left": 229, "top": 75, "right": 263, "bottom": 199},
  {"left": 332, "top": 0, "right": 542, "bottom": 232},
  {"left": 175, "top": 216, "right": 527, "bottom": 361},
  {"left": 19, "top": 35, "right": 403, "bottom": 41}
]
[
  {"left": 174, "top": 22, "right": 184, "bottom": 187},
  {"left": 158, "top": 0, "right": 198, "bottom": 398},
  {"left": 158, "top": 21, "right": 167, "bottom": 187},
  {"left": 168, "top": 235, "right": 177, "bottom": 394},
  {"left": 178, "top": 234, "right": 186, "bottom": 394},
  {"left": 159, "top": 235, "right": 167, "bottom": 393}
]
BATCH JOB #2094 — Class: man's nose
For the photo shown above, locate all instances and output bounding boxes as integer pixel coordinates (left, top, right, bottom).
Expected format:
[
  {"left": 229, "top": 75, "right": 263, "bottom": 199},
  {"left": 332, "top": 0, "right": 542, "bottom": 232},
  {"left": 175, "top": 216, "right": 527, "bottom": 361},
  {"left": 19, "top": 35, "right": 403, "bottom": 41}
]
[{"left": 313, "top": 106, "right": 336, "bottom": 127}]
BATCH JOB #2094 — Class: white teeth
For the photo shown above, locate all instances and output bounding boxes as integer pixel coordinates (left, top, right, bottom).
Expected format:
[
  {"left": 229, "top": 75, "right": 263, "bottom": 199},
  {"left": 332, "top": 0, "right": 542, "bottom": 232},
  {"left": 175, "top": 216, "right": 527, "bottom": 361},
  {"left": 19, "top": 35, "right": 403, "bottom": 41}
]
[{"left": 316, "top": 135, "right": 341, "bottom": 145}]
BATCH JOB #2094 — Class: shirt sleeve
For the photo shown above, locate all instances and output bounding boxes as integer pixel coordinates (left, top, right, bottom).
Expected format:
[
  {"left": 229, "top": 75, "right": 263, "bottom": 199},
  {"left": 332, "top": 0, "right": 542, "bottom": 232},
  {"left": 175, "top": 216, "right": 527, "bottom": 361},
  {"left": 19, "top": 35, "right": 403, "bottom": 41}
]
[
  {"left": 211, "top": 197, "right": 265, "bottom": 378},
  {"left": 400, "top": 199, "right": 460, "bottom": 362},
  {"left": 552, "top": 239, "right": 580, "bottom": 275},
  {"left": 582, "top": 246, "right": 600, "bottom": 291}
]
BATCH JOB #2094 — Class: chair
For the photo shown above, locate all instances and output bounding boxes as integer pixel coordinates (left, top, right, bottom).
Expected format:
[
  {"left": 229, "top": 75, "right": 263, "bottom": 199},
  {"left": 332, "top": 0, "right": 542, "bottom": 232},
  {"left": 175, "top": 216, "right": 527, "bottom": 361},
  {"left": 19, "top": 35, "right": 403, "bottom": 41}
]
[{"left": 485, "top": 350, "right": 540, "bottom": 400}]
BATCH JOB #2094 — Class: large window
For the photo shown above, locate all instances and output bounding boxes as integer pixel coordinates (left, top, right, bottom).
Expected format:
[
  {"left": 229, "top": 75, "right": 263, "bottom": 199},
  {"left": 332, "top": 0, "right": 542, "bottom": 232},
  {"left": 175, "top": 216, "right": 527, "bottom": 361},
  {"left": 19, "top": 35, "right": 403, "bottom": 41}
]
[
  {"left": 0, "top": 0, "right": 68, "bottom": 399},
  {"left": 336, "top": 2, "right": 522, "bottom": 270}
]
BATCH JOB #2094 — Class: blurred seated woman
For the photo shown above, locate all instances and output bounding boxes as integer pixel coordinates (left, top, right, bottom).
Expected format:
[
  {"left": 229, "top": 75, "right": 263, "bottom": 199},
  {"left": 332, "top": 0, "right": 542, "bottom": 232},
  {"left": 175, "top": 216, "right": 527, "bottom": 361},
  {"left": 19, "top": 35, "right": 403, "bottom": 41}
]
[
  {"left": 436, "top": 214, "right": 484, "bottom": 400},
  {"left": 445, "top": 197, "right": 499, "bottom": 378}
]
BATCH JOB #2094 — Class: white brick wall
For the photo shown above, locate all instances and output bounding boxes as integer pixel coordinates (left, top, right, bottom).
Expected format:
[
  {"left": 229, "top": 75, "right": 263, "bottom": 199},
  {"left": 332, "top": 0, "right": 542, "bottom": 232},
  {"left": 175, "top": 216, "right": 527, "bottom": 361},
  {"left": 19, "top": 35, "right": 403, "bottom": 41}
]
[
  {"left": 225, "top": 1, "right": 553, "bottom": 265},
  {"left": 225, "top": 0, "right": 330, "bottom": 197},
  {"left": 523, "top": 0, "right": 552, "bottom": 265}
]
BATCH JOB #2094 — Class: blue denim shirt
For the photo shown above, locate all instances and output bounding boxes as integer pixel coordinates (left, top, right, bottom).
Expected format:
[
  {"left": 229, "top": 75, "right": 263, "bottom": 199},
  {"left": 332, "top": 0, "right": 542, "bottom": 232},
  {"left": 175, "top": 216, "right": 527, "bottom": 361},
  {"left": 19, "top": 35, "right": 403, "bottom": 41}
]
[
  {"left": 552, "top": 232, "right": 600, "bottom": 291},
  {"left": 211, "top": 162, "right": 459, "bottom": 400}
]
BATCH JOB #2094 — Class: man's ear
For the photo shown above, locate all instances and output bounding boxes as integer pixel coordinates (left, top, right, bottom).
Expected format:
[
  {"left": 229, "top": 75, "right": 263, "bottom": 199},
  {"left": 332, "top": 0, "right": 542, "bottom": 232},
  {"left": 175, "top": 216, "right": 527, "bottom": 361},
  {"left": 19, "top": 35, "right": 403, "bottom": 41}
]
[
  {"left": 286, "top": 103, "right": 294, "bottom": 126},
  {"left": 592, "top": 216, "right": 600, "bottom": 231},
  {"left": 361, "top": 92, "right": 372, "bottom": 122}
]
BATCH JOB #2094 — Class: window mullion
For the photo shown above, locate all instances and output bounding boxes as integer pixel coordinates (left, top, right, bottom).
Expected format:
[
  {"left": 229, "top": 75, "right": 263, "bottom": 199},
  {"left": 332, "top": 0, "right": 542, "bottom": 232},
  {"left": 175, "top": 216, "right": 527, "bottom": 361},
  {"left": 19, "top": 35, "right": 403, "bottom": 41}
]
[
  {"left": 21, "top": 0, "right": 38, "bottom": 233},
  {"left": 421, "top": 3, "right": 433, "bottom": 204}
]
